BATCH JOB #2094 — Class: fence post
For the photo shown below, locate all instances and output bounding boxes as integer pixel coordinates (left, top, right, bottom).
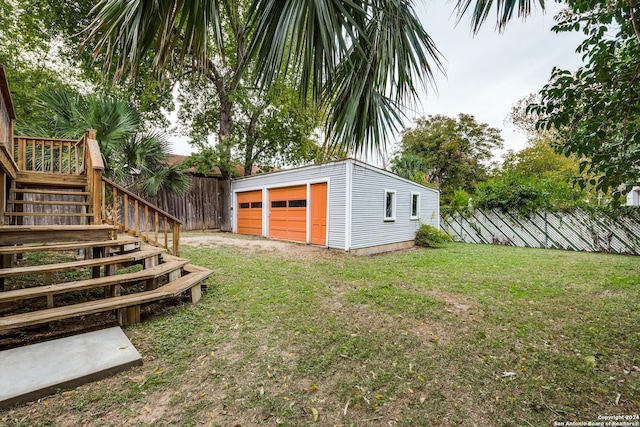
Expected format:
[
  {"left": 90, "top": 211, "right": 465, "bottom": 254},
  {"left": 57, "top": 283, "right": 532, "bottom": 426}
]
[
  {"left": 544, "top": 211, "right": 548, "bottom": 248},
  {"left": 459, "top": 210, "right": 464, "bottom": 242}
]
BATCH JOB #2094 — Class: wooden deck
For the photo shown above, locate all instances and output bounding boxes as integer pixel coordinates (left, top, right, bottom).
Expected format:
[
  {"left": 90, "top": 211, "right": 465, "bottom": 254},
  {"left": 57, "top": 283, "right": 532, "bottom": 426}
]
[{"left": 0, "top": 131, "right": 213, "bottom": 334}]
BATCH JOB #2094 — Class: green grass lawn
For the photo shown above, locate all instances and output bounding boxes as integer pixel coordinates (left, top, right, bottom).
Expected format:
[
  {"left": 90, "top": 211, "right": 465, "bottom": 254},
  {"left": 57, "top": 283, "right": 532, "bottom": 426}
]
[{"left": 2, "top": 242, "right": 640, "bottom": 426}]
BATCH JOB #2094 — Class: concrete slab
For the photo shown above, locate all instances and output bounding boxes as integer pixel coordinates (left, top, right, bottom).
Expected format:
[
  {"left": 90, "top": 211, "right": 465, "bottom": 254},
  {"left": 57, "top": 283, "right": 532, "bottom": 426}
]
[{"left": 0, "top": 327, "right": 142, "bottom": 410}]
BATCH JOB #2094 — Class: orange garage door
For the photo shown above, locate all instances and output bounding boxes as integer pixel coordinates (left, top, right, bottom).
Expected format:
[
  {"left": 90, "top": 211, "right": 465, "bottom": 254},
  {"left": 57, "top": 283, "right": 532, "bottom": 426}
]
[
  {"left": 237, "top": 190, "right": 263, "bottom": 235},
  {"left": 269, "top": 186, "right": 307, "bottom": 242}
]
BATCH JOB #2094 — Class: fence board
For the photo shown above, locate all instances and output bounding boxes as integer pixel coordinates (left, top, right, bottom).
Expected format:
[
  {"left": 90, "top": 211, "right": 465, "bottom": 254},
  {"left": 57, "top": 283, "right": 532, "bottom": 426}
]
[
  {"left": 148, "top": 176, "right": 231, "bottom": 232},
  {"left": 441, "top": 208, "right": 640, "bottom": 256},
  {"left": 17, "top": 176, "right": 231, "bottom": 232}
]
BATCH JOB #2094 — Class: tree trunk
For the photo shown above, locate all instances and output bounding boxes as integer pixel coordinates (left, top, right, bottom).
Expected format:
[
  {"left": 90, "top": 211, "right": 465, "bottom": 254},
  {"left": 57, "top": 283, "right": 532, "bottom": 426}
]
[{"left": 217, "top": 96, "right": 233, "bottom": 180}]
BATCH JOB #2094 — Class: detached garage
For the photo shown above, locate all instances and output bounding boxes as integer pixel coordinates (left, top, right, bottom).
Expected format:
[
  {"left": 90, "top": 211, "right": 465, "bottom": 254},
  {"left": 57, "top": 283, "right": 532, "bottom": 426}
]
[{"left": 231, "top": 159, "right": 439, "bottom": 254}]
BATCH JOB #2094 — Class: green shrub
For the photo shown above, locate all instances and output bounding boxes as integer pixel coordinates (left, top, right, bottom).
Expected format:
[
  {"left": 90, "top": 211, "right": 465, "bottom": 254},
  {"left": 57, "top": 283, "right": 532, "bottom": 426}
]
[{"left": 415, "top": 224, "right": 450, "bottom": 248}]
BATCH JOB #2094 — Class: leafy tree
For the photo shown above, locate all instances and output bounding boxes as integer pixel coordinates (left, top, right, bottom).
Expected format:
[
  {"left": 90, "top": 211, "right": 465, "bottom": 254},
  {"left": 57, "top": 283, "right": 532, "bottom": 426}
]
[
  {"left": 17, "top": 88, "right": 189, "bottom": 197},
  {"left": 502, "top": 138, "right": 581, "bottom": 181},
  {"left": 0, "top": 0, "right": 79, "bottom": 124},
  {"left": 177, "top": 74, "right": 322, "bottom": 177},
  {"left": 531, "top": 0, "right": 640, "bottom": 205},
  {"left": 396, "top": 114, "right": 504, "bottom": 202},
  {"left": 473, "top": 171, "right": 588, "bottom": 213},
  {"left": 6, "top": 0, "right": 548, "bottom": 174},
  {"left": 476, "top": 93, "right": 596, "bottom": 212}
]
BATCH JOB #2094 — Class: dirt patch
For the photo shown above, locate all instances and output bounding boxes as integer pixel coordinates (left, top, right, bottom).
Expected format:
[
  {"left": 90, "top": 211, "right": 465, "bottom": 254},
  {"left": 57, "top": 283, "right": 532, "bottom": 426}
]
[
  {"left": 429, "top": 291, "right": 475, "bottom": 314},
  {"left": 180, "top": 230, "right": 341, "bottom": 260}
]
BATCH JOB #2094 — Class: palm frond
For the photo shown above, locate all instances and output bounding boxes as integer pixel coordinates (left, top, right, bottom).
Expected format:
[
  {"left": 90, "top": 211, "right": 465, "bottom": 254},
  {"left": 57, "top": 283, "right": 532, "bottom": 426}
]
[
  {"left": 86, "top": 0, "right": 225, "bottom": 80},
  {"left": 246, "top": 0, "right": 366, "bottom": 101},
  {"left": 323, "top": 0, "right": 443, "bottom": 154},
  {"left": 138, "top": 163, "right": 191, "bottom": 197},
  {"left": 455, "top": 0, "right": 546, "bottom": 33}
]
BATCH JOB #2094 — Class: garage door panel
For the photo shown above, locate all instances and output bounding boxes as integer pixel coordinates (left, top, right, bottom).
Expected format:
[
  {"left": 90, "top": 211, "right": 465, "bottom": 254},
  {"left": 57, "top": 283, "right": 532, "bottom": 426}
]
[
  {"left": 237, "top": 190, "right": 262, "bottom": 236},
  {"left": 269, "top": 186, "right": 307, "bottom": 242}
]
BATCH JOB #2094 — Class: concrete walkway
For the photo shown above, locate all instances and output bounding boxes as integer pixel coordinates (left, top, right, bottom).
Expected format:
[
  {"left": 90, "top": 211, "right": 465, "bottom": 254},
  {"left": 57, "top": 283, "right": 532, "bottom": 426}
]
[{"left": 0, "top": 327, "right": 142, "bottom": 409}]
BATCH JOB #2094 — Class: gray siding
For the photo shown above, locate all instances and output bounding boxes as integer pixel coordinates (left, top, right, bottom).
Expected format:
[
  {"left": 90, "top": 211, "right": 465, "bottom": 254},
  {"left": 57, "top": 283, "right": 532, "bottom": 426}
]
[
  {"left": 231, "top": 161, "right": 348, "bottom": 250},
  {"left": 231, "top": 159, "right": 439, "bottom": 251},
  {"left": 349, "top": 163, "right": 439, "bottom": 249}
]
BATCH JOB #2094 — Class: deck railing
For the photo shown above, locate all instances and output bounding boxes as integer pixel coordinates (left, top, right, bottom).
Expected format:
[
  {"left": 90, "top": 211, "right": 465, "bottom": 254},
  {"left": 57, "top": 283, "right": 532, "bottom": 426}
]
[
  {"left": 102, "top": 178, "right": 182, "bottom": 255},
  {"left": 14, "top": 135, "right": 86, "bottom": 174},
  {"left": 11, "top": 130, "right": 182, "bottom": 255}
]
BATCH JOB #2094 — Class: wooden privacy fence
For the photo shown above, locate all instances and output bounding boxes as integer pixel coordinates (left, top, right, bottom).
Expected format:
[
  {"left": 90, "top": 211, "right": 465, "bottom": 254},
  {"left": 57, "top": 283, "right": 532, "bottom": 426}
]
[
  {"left": 147, "top": 176, "right": 231, "bottom": 232},
  {"left": 440, "top": 208, "right": 640, "bottom": 256}
]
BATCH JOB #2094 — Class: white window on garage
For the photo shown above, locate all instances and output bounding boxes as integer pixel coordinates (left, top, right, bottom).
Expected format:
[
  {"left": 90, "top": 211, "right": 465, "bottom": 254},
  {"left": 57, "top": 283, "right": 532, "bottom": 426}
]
[
  {"left": 384, "top": 189, "right": 396, "bottom": 221},
  {"left": 410, "top": 192, "right": 420, "bottom": 220}
]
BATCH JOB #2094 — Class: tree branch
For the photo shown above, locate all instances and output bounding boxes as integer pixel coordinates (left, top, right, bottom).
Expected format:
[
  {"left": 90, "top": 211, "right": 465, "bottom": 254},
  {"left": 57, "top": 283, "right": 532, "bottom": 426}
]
[{"left": 629, "top": 0, "right": 640, "bottom": 44}]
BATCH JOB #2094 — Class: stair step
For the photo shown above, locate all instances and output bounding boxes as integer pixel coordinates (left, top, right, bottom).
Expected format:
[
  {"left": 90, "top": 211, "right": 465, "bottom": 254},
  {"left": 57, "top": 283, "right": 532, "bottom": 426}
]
[
  {"left": 0, "top": 235, "right": 141, "bottom": 256},
  {"left": 0, "top": 246, "right": 165, "bottom": 279},
  {"left": 5, "top": 212, "right": 93, "bottom": 217},
  {"left": 11, "top": 189, "right": 90, "bottom": 196},
  {"left": 0, "top": 224, "right": 115, "bottom": 245},
  {"left": 0, "top": 269, "right": 212, "bottom": 330},
  {"left": 0, "top": 259, "right": 188, "bottom": 303},
  {"left": 8, "top": 200, "right": 90, "bottom": 206},
  {"left": 16, "top": 171, "right": 88, "bottom": 188},
  {"left": 153, "top": 268, "right": 211, "bottom": 295}
]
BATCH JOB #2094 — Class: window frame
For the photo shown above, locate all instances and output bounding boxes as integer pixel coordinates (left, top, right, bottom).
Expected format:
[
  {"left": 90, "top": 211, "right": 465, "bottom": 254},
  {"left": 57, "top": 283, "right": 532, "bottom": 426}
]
[
  {"left": 410, "top": 191, "right": 421, "bottom": 220},
  {"left": 384, "top": 189, "right": 397, "bottom": 221}
]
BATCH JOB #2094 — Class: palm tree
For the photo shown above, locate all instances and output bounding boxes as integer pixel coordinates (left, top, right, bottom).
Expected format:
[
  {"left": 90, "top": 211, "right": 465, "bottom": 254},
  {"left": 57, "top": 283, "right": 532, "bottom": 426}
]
[
  {"left": 86, "top": 0, "right": 544, "bottom": 157},
  {"left": 16, "top": 87, "right": 189, "bottom": 197},
  {"left": 392, "top": 153, "right": 425, "bottom": 180},
  {"left": 85, "top": 0, "right": 543, "bottom": 157}
]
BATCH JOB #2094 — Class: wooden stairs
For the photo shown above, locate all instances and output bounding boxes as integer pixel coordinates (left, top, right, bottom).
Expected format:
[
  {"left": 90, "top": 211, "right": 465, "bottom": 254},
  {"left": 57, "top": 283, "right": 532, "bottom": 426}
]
[
  {"left": 0, "top": 137, "right": 212, "bottom": 335},
  {"left": 5, "top": 171, "right": 92, "bottom": 227}
]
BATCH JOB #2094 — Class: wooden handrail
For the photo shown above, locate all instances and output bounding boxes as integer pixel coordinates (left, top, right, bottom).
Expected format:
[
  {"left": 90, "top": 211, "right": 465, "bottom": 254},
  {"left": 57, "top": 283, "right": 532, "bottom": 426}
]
[
  {"left": 102, "top": 177, "right": 182, "bottom": 255},
  {"left": 102, "top": 178, "right": 182, "bottom": 224}
]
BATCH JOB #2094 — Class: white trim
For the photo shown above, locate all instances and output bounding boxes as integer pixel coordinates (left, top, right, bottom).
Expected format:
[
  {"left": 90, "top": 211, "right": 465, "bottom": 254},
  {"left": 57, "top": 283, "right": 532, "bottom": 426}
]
[
  {"left": 345, "top": 160, "right": 353, "bottom": 251},
  {"left": 325, "top": 179, "right": 330, "bottom": 247},
  {"left": 384, "top": 189, "right": 397, "bottom": 221},
  {"left": 306, "top": 183, "right": 311, "bottom": 243},
  {"left": 436, "top": 192, "right": 441, "bottom": 230},
  {"left": 410, "top": 191, "right": 421, "bottom": 220},
  {"left": 231, "top": 191, "right": 237, "bottom": 233},
  {"left": 262, "top": 186, "right": 268, "bottom": 236}
]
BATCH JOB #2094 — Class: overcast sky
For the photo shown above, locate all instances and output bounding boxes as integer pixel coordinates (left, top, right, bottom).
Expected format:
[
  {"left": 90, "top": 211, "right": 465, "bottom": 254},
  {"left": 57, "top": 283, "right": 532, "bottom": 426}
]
[
  {"left": 169, "top": 1, "right": 586, "bottom": 162},
  {"left": 408, "top": 0, "right": 586, "bottom": 159}
]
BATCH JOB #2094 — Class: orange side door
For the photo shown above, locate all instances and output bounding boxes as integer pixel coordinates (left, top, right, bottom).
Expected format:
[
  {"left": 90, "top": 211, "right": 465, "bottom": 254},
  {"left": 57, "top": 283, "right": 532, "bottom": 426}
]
[
  {"left": 310, "top": 183, "right": 327, "bottom": 246},
  {"left": 237, "top": 190, "right": 262, "bottom": 235}
]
